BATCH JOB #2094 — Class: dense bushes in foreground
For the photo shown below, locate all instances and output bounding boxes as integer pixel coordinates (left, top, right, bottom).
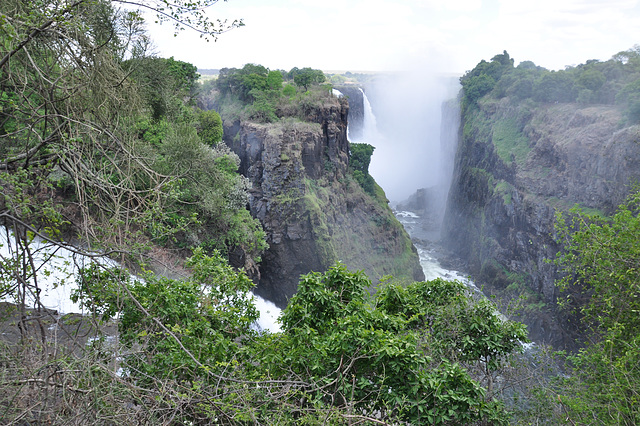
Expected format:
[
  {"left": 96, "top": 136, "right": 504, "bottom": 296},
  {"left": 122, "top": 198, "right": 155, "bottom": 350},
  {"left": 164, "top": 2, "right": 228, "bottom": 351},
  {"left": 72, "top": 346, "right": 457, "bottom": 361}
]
[{"left": 1, "top": 250, "right": 529, "bottom": 424}]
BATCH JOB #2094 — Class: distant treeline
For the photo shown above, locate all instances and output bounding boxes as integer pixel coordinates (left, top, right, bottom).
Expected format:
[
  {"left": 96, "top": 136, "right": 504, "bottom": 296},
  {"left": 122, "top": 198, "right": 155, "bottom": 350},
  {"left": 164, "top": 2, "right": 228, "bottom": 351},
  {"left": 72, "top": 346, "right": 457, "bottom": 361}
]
[{"left": 461, "top": 47, "right": 640, "bottom": 123}]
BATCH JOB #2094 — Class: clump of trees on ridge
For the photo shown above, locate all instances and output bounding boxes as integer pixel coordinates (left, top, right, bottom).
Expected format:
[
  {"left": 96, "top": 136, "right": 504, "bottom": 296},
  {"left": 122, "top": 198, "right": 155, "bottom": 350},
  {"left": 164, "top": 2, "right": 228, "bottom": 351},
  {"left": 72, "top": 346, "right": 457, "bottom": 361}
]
[
  {"left": 200, "top": 63, "right": 330, "bottom": 123},
  {"left": 461, "top": 47, "right": 640, "bottom": 123}
]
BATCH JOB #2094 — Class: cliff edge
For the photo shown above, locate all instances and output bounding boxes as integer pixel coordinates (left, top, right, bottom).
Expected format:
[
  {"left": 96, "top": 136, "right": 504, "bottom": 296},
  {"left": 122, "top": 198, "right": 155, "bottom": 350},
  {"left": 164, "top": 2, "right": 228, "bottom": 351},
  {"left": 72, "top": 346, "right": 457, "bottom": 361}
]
[
  {"left": 224, "top": 96, "right": 424, "bottom": 307},
  {"left": 443, "top": 96, "right": 640, "bottom": 348}
]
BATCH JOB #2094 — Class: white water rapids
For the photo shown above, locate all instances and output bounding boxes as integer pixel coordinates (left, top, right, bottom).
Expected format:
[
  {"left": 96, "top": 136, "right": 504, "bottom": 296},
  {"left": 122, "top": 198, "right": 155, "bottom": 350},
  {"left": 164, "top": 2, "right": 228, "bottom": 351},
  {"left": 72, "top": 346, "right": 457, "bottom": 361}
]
[
  {"left": 0, "top": 226, "right": 281, "bottom": 332},
  {"left": 394, "top": 211, "right": 481, "bottom": 295}
]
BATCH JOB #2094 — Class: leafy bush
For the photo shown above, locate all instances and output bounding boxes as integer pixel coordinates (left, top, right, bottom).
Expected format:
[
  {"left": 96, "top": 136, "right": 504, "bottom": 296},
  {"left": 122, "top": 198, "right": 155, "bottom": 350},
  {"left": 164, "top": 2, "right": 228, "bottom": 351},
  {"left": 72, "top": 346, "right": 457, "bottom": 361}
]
[
  {"left": 196, "top": 108, "right": 223, "bottom": 145},
  {"left": 208, "top": 64, "right": 332, "bottom": 124},
  {"left": 349, "top": 143, "right": 376, "bottom": 194},
  {"left": 278, "top": 264, "right": 526, "bottom": 424},
  {"left": 554, "top": 189, "right": 640, "bottom": 424}
]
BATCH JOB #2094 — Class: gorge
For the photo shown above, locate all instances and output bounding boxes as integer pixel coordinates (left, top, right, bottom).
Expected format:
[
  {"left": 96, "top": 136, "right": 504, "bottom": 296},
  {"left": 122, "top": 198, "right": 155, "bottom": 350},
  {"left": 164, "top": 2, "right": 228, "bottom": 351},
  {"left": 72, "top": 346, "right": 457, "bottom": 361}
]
[
  {"left": 352, "top": 52, "right": 640, "bottom": 351},
  {"left": 3, "top": 0, "right": 640, "bottom": 420}
]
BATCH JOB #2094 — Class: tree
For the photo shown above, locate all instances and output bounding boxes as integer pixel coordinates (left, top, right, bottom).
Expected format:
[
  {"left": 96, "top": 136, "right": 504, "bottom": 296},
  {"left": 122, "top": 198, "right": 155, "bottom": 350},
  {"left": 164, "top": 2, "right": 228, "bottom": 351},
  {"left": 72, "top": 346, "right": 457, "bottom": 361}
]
[
  {"left": 293, "top": 67, "right": 325, "bottom": 91},
  {"left": 554, "top": 190, "right": 640, "bottom": 424},
  {"left": 277, "top": 264, "right": 526, "bottom": 424},
  {"left": 266, "top": 70, "right": 283, "bottom": 90},
  {"left": 461, "top": 73, "right": 496, "bottom": 105},
  {"left": 0, "top": 0, "right": 263, "bottom": 346},
  {"left": 616, "top": 78, "right": 640, "bottom": 123},
  {"left": 349, "top": 143, "right": 376, "bottom": 194},
  {"left": 533, "top": 71, "right": 577, "bottom": 103},
  {"left": 196, "top": 109, "right": 223, "bottom": 145}
]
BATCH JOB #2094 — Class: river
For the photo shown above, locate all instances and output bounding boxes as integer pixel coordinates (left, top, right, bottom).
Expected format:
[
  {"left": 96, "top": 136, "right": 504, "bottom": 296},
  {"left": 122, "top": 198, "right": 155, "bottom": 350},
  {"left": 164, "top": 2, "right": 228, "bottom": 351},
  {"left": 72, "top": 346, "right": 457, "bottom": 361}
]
[
  {"left": 394, "top": 210, "right": 482, "bottom": 295},
  {"left": 0, "top": 226, "right": 281, "bottom": 332}
]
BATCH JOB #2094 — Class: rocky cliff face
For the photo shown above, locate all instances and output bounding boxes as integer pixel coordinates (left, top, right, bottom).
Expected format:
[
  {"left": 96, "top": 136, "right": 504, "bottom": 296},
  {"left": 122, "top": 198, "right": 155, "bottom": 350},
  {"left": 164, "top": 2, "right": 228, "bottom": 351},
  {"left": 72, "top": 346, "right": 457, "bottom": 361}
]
[
  {"left": 334, "top": 85, "right": 364, "bottom": 141},
  {"left": 443, "top": 98, "right": 640, "bottom": 348},
  {"left": 224, "top": 97, "right": 424, "bottom": 307}
]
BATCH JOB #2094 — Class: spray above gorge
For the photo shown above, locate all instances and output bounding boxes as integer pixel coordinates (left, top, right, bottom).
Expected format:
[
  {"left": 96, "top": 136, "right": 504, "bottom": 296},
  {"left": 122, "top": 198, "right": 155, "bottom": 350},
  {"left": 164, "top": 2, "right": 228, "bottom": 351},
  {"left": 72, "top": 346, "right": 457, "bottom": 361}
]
[{"left": 349, "top": 70, "right": 461, "bottom": 209}]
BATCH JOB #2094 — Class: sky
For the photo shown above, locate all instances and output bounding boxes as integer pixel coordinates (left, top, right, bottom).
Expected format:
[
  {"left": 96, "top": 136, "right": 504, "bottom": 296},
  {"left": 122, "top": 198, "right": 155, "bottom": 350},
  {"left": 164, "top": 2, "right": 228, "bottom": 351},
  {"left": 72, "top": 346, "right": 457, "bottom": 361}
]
[{"left": 145, "top": 0, "right": 640, "bottom": 74}]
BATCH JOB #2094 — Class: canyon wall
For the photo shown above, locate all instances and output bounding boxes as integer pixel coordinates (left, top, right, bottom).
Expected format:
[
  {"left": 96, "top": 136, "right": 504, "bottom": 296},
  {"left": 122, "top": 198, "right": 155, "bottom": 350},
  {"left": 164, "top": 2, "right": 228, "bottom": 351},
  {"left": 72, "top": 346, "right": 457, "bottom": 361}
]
[
  {"left": 224, "top": 96, "right": 424, "bottom": 307},
  {"left": 443, "top": 97, "right": 640, "bottom": 348}
]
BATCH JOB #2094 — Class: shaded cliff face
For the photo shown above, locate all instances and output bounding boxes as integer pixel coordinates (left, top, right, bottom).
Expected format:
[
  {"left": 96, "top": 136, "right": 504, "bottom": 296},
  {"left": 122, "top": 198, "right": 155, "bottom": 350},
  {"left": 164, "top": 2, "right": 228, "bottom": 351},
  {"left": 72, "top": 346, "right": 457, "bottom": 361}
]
[
  {"left": 334, "top": 85, "right": 364, "bottom": 141},
  {"left": 224, "top": 98, "right": 424, "bottom": 307},
  {"left": 443, "top": 98, "right": 640, "bottom": 349}
]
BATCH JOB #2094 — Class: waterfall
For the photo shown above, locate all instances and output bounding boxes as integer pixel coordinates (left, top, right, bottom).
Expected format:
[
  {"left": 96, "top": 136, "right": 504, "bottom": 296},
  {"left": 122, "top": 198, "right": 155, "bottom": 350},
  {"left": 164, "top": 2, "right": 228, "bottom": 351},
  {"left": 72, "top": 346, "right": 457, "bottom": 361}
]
[
  {"left": 358, "top": 73, "right": 459, "bottom": 204},
  {"left": 432, "top": 96, "right": 461, "bottom": 229},
  {"left": 0, "top": 226, "right": 281, "bottom": 332},
  {"left": 360, "top": 88, "right": 379, "bottom": 141}
]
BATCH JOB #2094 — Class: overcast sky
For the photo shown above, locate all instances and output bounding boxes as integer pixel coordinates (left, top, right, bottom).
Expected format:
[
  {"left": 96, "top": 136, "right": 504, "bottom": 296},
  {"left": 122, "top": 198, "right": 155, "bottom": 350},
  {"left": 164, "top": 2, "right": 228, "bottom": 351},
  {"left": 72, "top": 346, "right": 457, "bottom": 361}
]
[{"left": 145, "top": 0, "right": 640, "bottom": 74}]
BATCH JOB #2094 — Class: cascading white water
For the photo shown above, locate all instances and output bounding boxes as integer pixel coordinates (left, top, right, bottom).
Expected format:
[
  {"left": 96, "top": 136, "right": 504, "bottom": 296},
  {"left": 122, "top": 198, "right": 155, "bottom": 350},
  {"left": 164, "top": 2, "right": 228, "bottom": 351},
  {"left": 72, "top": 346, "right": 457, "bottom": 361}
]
[
  {"left": 0, "top": 227, "right": 281, "bottom": 332},
  {"left": 360, "top": 88, "right": 379, "bottom": 141},
  {"left": 359, "top": 73, "right": 460, "bottom": 205},
  {"left": 348, "top": 78, "right": 479, "bottom": 296}
]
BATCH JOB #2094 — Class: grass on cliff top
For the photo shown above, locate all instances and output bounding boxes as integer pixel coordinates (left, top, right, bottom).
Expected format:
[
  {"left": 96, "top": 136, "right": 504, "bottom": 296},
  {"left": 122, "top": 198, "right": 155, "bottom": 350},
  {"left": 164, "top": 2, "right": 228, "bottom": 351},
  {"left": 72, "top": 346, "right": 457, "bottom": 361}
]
[{"left": 492, "top": 117, "right": 531, "bottom": 166}]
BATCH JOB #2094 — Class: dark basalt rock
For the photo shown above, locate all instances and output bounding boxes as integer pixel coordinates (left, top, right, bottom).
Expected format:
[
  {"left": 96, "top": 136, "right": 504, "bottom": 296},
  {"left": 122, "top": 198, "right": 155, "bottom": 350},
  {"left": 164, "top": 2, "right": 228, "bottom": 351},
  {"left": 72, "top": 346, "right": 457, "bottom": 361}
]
[
  {"left": 223, "top": 96, "right": 423, "bottom": 308},
  {"left": 442, "top": 99, "right": 640, "bottom": 349}
]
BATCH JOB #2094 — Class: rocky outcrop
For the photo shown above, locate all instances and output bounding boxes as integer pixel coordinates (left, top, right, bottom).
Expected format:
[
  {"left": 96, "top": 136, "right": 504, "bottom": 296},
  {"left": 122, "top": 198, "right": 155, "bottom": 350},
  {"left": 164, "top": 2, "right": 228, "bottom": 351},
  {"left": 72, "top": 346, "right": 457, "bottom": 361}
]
[
  {"left": 334, "top": 85, "right": 364, "bottom": 141},
  {"left": 224, "top": 97, "right": 424, "bottom": 308},
  {"left": 443, "top": 98, "right": 640, "bottom": 349}
]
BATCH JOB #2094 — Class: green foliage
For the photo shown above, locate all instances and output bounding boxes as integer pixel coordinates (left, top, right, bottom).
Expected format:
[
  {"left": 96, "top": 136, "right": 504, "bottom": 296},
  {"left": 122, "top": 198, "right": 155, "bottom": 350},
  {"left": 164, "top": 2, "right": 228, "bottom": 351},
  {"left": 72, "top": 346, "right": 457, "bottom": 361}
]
[
  {"left": 533, "top": 71, "right": 577, "bottom": 103},
  {"left": 152, "top": 122, "right": 266, "bottom": 259},
  {"left": 349, "top": 142, "right": 375, "bottom": 174},
  {"left": 266, "top": 70, "right": 283, "bottom": 90},
  {"left": 350, "top": 169, "right": 375, "bottom": 194},
  {"left": 79, "top": 249, "right": 258, "bottom": 388},
  {"left": 211, "top": 64, "right": 332, "bottom": 123},
  {"left": 554, "top": 189, "right": 640, "bottom": 424},
  {"left": 248, "top": 89, "right": 278, "bottom": 122},
  {"left": 577, "top": 68, "right": 606, "bottom": 92},
  {"left": 125, "top": 56, "right": 201, "bottom": 120},
  {"left": 196, "top": 108, "right": 223, "bottom": 145},
  {"left": 282, "top": 83, "right": 296, "bottom": 97},
  {"left": 293, "top": 67, "right": 326, "bottom": 91},
  {"left": 492, "top": 117, "right": 531, "bottom": 165},
  {"left": 0, "top": 0, "right": 268, "bottom": 422},
  {"left": 278, "top": 265, "right": 526, "bottom": 424},
  {"left": 462, "top": 73, "right": 497, "bottom": 104},
  {"left": 135, "top": 117, "right": 170, "bottom": 146},
  {"left": 349, "top": 143, "right": 376, "bottom": 195},
  {"left": 462, "top": 46, "right": 640, "bottom": 111},
  {"left": 494, "top": 180, "right": 513, "bottom": 204},
  {"left": 616, "top": 78, "right": 640, "bottom": 123},
  {"left": 461, "top": 51, "right": 514, "bottom": 105}
]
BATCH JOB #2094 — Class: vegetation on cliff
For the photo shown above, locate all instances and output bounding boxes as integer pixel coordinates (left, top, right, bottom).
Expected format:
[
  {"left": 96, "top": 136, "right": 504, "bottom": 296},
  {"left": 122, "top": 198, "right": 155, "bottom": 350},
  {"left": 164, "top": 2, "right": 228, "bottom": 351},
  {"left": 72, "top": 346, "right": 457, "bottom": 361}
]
[
  {"left": 0, "top": 0, "right": 266, "bottom": 269},
  {"left": 349, "top": 142, "right": 376, "bottom": 195},
  {"left": 451, "top": 49, "right": 640, "bottom": 424},
  {"left": 202, "top": 63, "right": 331, "bottom": 123},
  {"left": 0, "top": 1, "right": 540, "bottom": 424},
  {"left": 551, "top": 190, "right": 640, "bottom": 424},
  {"left": 461, "top": 47, "right": 640, "bottom": 123},
  {"left": 450, "top": 47, "right": 640, "bottom": 344},
  {"left": 50, "top": 255, "right": 525, "bottom": 424}
]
